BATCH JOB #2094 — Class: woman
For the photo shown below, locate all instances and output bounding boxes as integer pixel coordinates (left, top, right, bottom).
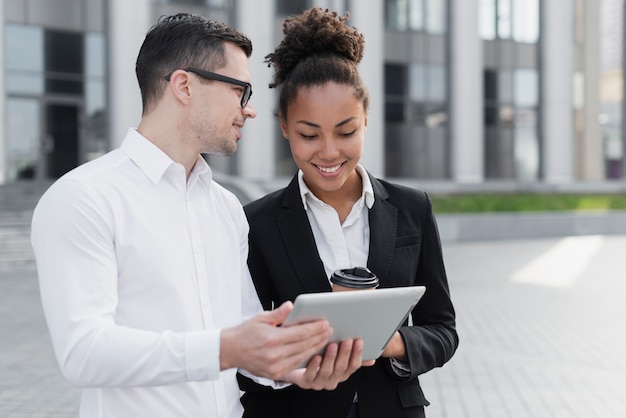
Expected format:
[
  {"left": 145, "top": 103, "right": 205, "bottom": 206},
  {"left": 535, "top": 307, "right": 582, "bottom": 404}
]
[{"left": 237, "top": 8, "right": 458, "bottom": 418}]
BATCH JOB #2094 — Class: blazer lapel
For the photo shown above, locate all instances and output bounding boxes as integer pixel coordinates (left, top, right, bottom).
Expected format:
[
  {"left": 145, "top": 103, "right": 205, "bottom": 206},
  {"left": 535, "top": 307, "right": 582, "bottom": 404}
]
[
  {"left": 367, "top": 175, "right": 397, "bottom": 283},
  {"left": 277, "top": 177, "right": 332, "bottom": 293}
]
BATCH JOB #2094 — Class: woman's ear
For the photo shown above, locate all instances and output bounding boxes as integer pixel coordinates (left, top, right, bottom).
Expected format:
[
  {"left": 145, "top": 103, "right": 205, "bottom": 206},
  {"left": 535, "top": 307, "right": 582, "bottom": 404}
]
[{"left": 280, "top": 117, "right": 289, "bottom": 139}]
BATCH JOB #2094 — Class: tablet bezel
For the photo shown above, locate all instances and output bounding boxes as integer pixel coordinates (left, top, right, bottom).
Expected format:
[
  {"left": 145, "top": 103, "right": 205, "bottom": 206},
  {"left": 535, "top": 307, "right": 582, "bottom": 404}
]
[{"left": 283, "top": 286, "right": 426, "bottom": 367}]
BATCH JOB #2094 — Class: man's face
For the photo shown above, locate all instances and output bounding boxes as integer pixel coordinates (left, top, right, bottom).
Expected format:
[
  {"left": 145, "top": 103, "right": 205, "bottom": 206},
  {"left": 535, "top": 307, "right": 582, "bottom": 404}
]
[{"left": 189, "top": 42, "right": 257, "bottom": 156}]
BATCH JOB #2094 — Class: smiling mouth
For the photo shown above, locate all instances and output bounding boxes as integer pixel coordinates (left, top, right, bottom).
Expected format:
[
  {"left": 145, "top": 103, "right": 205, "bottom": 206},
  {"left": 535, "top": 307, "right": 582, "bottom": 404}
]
[
  {"left": 314, "top": 163, "right": 344, "bottom": 174},
  {"left": 233, "top": 124, "right": 242, "bottom": 138}
]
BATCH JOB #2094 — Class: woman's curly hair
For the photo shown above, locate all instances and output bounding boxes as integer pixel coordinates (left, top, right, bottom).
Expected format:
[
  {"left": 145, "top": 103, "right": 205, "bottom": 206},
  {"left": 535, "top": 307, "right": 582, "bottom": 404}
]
[{"left": 265, "top": 8, "right": 370, "bottom": 118}]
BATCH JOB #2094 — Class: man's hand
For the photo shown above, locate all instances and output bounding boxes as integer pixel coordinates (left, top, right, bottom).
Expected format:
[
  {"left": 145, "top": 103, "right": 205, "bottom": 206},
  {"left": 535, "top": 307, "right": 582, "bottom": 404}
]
[
  {"left": 220, "top": 301, "right": 332, "bottom": 380},
  {"left": 284, "top": 338, "right": 375, "bottom": 390}
]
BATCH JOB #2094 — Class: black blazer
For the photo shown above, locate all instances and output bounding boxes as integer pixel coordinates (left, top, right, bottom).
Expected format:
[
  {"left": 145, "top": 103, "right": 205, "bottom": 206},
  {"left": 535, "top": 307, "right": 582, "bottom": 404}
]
[{"left": 238, "top": 173, "right": 459, "bottom": 418}]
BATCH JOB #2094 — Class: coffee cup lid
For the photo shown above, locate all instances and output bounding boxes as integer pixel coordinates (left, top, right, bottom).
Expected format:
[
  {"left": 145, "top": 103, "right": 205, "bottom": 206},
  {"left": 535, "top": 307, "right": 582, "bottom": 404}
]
[{"left": 331, "top": 267, "right": 379, "bottom": 289}]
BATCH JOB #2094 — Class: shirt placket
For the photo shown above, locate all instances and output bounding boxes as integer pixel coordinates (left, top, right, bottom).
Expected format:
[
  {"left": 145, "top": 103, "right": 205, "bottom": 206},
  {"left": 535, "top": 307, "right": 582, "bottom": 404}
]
[{"left": 186, "top": 189, "right": 228, "bottom": 418}]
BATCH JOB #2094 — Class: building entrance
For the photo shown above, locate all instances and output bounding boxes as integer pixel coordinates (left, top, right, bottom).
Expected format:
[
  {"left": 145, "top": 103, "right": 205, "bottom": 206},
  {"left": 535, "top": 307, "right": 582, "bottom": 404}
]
[
  {"left": 5, "top": 96, "right": 82, "bottom": 182},
  {"left": 44, "top": 102, "right": 80, "bottom": 179}
]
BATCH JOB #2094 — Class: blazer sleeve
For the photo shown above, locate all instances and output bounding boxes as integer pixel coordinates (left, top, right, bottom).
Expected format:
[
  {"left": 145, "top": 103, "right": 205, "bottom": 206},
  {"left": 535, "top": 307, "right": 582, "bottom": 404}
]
[{"left": 383, "top": 190, "right": 458, "bottom": 380}]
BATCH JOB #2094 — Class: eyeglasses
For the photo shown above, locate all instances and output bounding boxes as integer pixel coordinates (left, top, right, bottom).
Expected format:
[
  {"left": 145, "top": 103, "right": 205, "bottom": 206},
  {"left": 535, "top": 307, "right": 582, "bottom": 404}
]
[{"left": 164, "top": 67, "right": 253, "bottom": 108}]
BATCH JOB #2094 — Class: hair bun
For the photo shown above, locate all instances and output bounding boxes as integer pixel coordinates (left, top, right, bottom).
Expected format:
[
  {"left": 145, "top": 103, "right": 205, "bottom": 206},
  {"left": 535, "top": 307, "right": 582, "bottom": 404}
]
[{"left": 265, "top": 8, "right": 365, "bottom": 87}]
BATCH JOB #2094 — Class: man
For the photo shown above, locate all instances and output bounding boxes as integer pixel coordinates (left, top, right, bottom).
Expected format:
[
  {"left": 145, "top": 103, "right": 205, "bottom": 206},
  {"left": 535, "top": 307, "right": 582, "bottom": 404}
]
[{"left": 31, "top": 13, "right": 365, "bottom": 418}]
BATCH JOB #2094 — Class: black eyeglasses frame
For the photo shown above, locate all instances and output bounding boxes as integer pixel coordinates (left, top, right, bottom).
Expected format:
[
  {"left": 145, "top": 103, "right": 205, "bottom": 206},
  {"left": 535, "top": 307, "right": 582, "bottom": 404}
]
[{"left": 164, "top": 67, "right": 252, "bottom": 108}]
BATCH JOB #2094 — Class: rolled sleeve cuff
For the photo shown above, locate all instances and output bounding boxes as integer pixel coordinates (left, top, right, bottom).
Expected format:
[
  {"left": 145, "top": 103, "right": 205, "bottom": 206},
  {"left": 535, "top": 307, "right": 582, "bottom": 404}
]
[
  {"left": 390, "top": 358, "right": 411, "bottom": 377},
  {"left": 238, "top": 368, "right": 293, "bottom": 389},
  {"left": 185, "top": 329, "right": 221, "bottom": 381}
]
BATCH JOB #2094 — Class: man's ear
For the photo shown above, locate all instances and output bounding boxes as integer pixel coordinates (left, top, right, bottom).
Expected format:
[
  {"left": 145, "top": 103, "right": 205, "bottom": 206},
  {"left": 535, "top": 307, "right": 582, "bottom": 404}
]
[{"left": 167, "top": 70, "right": 192, "bottom": 104}]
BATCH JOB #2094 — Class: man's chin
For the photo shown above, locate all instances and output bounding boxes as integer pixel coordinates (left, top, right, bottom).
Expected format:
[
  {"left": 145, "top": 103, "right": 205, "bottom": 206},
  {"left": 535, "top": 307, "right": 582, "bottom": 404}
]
[{"left": 204, "top": 141, "right": 237, "bottom": 157}]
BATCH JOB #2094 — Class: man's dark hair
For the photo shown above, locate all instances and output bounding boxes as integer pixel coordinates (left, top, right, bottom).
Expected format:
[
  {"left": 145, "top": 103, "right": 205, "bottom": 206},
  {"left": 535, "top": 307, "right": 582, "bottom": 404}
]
[{"left": 136, "top": 13, "right": 252, "bottom": 114}]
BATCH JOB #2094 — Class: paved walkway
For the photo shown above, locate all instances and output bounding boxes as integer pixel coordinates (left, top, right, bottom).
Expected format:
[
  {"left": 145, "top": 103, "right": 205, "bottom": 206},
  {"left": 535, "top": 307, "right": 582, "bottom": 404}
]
[
  {"left": 421, "top": 235, "right": 626, "bottom": 417},
  {"left": 1, "top": 235, "right": 626, "bottom": 417}
]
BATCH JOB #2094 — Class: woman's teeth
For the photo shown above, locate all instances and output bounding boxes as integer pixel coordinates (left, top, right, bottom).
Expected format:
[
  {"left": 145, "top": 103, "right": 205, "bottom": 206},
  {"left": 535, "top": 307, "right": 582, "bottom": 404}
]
[{"left": 318, "top": 164, "right": 342, "bottom": 173}]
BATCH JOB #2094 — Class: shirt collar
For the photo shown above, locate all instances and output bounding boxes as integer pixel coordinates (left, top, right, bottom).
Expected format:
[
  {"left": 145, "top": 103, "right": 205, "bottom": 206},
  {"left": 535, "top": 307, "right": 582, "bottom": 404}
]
[
  {"left": 120, "top": 128, "right": 212, "bottom": 186},
  {"left": 298, "top": 164, "right": 375, "bottom": 210}
]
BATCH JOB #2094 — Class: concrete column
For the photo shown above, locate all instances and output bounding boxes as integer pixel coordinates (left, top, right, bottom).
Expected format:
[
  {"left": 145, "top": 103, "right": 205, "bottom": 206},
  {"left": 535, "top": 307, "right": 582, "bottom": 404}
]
[
  {"left": 582, "top": 0, "right": 603, "bottom": 180},
  {"left": 347, "top": 0, "right": 385, "bottom": 177},
  {"left": 449, "top": 0, "right": 483, "bottom": 183},
  {"left": 0, "top": 4, "right": 5, "bottom": 184},
  {"left": 542, "top": 0, "right": 574, "bottom": 183},
  {"left": 236, "top": 0, "right": 275, "bottom": 180},
  {"left": 106, "top": 0, "right": 151, "bottom": 148}
]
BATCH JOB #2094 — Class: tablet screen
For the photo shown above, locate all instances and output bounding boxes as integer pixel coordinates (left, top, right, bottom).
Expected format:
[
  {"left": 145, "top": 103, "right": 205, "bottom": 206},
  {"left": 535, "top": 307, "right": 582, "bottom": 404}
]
[{"left": 283, "top": 286, "right": 426, "bottom": 366}]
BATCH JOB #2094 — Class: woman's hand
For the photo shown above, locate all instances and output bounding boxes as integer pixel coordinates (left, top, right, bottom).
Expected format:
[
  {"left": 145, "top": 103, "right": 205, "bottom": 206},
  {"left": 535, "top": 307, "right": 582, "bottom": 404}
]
[
  {"left": 380, "top": 331, "right": 407, "bottom": 362},
  {"left": 285, "top": 338, "right": 374, "bottom": 390}
]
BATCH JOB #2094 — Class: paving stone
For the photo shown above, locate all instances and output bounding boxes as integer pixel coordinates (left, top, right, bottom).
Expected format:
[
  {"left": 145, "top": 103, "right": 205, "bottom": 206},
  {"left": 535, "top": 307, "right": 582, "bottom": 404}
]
[{"left": 2, "top": 236, "right": 626, "bottom": 417}]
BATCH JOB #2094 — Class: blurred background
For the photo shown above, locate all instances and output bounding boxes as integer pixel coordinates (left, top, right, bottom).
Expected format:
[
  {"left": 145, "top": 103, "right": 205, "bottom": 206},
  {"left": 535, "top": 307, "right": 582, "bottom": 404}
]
[
  {"left": 2, "top": 3, "right": 626, "bottom": 417},
  {"left": 2, "top": 0, "right": 626, "bottom": 193}
]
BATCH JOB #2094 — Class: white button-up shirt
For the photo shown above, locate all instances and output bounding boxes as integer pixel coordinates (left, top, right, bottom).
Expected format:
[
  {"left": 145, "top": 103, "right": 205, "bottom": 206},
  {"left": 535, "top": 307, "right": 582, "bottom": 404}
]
[
  {"left": 31, "top": 128, "right": 263, "bottom": 418},
  {"left": 298, "top": 164, "right": 375, "bottom": 281},
  {"left": 298, "top": 166, "right": 410, "bottom": 381}
]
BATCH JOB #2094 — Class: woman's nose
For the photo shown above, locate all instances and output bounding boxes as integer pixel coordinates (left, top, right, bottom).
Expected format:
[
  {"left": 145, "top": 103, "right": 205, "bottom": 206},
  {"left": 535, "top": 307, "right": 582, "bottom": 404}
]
[{"left": 318, "top": 137, "right": 340, "bottom": 159}]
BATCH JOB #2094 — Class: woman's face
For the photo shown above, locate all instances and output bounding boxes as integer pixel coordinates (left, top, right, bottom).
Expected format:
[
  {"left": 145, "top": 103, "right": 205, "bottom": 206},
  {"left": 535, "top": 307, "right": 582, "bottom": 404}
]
[{"left": 281, "top": 82, "right": 367, "bottom": 201}]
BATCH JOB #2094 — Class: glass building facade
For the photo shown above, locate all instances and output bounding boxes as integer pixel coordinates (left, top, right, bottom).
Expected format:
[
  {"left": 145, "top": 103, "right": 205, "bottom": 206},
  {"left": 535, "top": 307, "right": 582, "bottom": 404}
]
[
  {"left": 384, "top": 0, "right": 450, "bottom": 178},
  {"left": 3, "top": 0, "right": 106, "bottom": 182},
  {"left": 0, "top": 0, "right": 621, "bottom": 187},
  {"left": 480, "top": 0, "right": 540, "bottom": 180}
]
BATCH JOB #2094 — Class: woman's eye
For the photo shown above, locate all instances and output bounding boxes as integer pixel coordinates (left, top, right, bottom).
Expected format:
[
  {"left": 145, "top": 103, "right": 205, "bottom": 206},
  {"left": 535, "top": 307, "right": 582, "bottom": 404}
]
[
  {"left": 300, "top": 133, "right": 317, "bottom": 140},
  {"left": 340, "top": 130, "right": 356, "bottom": 137}
]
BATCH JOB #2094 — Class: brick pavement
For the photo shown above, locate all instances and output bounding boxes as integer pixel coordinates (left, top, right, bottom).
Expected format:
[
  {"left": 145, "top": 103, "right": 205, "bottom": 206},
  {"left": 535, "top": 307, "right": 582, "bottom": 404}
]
[
  {"left": 1, "top": 236, "right": 625, "bottom": 417},
  {"left": 421, "top": 235, "right": 626, "bottom": 418},
  {"left": 0, "top": 268, "right": 79, "bottom": 418}
]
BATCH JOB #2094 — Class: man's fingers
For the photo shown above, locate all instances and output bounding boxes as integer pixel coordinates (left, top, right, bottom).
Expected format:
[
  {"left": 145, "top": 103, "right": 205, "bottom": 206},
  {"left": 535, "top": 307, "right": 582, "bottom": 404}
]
[{"left": 265, "top": 319, "right": 331, "bottom": 375}]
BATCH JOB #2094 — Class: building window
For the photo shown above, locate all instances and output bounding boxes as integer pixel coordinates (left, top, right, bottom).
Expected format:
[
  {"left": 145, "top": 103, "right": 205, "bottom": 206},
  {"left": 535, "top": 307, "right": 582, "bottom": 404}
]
[
  {"left": 84, "top": 32, "right": 108, "bottom": 160},
  {"left": 384, "top": 62, "right": 449, "bottom": 178},
  {"left": 167, "top": 0, "right": 227, "bottom": 6},
  {"left": 4, "top": 21, "right": 107, "bottom": 181},
  {"left": 385, "top": 0, "right": 447, "bottom": 33},
  {"left": 277, "top": 0, "right": 308, "bottom": 15},
  {"left": 384, "top": 0, "right": 450, "bottom": 179},
  {"left": 5, "top": 24, "right": 44, "bottom": 95},
  {"left": 480, "top": 0, "right": 539, "bottom": 43},
  {"left": 481, "top": 0, "right": 540, "bottom": 180}
]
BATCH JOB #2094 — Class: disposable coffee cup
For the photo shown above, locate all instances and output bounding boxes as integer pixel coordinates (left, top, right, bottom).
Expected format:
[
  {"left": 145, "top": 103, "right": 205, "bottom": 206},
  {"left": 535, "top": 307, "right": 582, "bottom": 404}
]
[{"left": 330, "top": 267, "right": 379, "bottom": 292}]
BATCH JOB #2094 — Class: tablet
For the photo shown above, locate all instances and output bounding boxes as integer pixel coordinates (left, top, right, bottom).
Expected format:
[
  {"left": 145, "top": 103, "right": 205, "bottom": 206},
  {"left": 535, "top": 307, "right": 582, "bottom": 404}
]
[{"left": 283, "top": 286, "right": 426, "bottom": 367}]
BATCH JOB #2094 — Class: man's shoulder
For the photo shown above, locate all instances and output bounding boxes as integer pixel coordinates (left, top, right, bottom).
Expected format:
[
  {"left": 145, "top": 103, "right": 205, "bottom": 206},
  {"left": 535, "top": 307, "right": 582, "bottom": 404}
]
[
  {"left": 244, "top": 187, "right": 288, "bottom": 218},
  {"left": 211, "top": 179, "right": 246, "bottom": 212},
  {"left": 59, "top": 149, "right": 127, "bottom": 182},
  {"left": 37, "top": 149, "right": 130, "bottom": 205}
]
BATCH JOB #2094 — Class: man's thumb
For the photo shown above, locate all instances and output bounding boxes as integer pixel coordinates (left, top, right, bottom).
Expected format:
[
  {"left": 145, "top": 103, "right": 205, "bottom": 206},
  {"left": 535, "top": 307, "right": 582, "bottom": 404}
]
[{"left": 265, "top": 300, "right": 293, "bottom": 326}]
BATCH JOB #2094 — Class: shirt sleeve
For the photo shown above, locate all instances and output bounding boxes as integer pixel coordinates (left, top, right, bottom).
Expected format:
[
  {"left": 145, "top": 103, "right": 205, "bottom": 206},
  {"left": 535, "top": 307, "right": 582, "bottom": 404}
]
[
  {"left": 31, "top": 179, "right": 221, "bottom": 387},
  {"left": 389, "top": 358, "right": 411, "bottom": 377},
  {"left": 235, "top": 206, "right": 292, "bottom": 389}
]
